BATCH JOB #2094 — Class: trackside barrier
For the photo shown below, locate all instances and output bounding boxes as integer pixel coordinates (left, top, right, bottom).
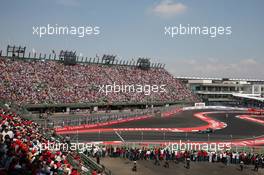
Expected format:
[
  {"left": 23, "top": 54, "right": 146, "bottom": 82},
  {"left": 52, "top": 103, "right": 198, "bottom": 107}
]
[{"left": 55, "top": 115, "right": 152, "bottom": 132}]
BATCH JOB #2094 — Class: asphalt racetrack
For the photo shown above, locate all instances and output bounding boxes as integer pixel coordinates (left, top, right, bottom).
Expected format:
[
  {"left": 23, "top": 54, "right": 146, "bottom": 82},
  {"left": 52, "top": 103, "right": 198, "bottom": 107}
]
[{"left": 62, "top": 109, "right": 264, "bottom": 144}]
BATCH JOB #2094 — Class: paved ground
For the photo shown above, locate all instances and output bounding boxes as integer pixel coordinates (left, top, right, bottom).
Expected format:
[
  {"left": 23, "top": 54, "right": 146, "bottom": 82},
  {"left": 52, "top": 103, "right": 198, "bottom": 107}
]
[
  {"left": 101, "top": 110, "right": 207, "bottom": 128},
  {"left": 100, "top": 157, "right": 264, "bottom": 175},
  {"left": 67, "top": 110, "right": 264, "bottom": 142}
]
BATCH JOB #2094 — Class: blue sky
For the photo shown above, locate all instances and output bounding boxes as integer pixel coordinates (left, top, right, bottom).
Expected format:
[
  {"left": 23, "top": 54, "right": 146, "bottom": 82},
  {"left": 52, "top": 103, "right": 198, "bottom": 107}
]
[{"left": 0, "top": 0, "right": 264, "bottom": 79}]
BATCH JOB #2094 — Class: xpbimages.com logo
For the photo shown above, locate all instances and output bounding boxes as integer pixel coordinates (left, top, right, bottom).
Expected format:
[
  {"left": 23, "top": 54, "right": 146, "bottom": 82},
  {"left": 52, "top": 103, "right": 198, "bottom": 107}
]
[
  {"left": 32, "top": 24, "right": 100, "bottom": 38},
  {"left": 33, "top": 141, "right": 100, "bottom": 153},
  {"left": 98, "top": 82, "right": 167, "bottom": 95},
  {"left": 164, "top": 141, "right": 231, "bottom": 152}
]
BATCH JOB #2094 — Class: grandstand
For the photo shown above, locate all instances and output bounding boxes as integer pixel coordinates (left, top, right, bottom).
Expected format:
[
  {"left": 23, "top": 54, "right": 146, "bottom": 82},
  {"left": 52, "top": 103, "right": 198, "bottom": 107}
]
[
  {"left": 0, "top": 52, "right": 198, "bottom": 112},
  {"left": 0, "top": 107, "right": 86, "bottom": 174}
]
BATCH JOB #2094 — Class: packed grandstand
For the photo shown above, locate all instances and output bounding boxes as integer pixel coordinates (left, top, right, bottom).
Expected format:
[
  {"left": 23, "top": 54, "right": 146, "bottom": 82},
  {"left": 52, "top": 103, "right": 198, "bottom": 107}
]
[
  {"left": 0, "top": 108, "right": 87, "bottom": 175},
  {"left": 0, "top": 56, "right": 198, "bottom": 105}
]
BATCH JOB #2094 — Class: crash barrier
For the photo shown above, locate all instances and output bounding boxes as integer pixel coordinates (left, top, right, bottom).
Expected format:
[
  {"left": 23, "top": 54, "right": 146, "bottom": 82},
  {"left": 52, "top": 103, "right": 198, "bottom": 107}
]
[
  {"left": 55, "top": 115, "right": 152, "bottom": 133},
  {"left": 32, "top": 111, "right": 150, "bottom": 129}
]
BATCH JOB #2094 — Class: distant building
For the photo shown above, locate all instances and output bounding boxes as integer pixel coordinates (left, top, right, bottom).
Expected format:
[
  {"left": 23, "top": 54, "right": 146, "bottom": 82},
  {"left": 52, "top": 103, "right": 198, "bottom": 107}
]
[{"left": 177, "top": 77, "right": 264, "bottom": 107}]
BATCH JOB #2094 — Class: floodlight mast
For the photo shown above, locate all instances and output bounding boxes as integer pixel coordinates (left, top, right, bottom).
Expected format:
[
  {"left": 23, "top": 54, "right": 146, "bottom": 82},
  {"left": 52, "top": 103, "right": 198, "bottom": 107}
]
[
  {"left": 6, "top": 45, "right": 26, "bottom": 58},
  {"left": 102, "top": 54, "right": 116, "bottom": 64},
  {"left": 59, "top": 50, "right": 77, "bottom": 65},
  {"left": 137, "top": 57, "right": 151, "bottom": 70}
]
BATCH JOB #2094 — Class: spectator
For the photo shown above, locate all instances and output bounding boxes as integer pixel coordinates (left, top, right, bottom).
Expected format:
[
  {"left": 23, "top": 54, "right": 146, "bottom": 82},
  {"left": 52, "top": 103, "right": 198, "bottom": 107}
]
[
  {"left": 0, "top": 108, "right": 86, "bottom": 174},
  {"left": 0, "top": 57, "right": 199, "bottom": 105}
]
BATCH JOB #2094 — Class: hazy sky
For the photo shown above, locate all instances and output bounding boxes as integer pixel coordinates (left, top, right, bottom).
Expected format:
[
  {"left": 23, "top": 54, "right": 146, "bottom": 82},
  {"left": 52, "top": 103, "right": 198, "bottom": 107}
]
[{"left": 0, "top": 0, "right": 264, "bottom": 79}]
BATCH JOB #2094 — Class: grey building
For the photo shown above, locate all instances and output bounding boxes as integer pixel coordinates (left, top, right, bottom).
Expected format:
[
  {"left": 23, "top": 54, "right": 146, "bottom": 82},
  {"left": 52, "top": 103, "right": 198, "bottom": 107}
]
[{"left": 177, "top": 77, "right": 264, "bottom": 106}]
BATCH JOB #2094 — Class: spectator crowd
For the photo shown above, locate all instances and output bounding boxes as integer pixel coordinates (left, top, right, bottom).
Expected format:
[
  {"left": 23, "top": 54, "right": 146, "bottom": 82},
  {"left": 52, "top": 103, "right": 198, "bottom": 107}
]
[
  {"left": 0, "top": 108, "right": 92, "bottom": 175},
  {"left": 87, "top": 145, "right": 264, "bottom": 172},
  {"left": 0, "top": 57, "right": 198, "bottom": 105}
]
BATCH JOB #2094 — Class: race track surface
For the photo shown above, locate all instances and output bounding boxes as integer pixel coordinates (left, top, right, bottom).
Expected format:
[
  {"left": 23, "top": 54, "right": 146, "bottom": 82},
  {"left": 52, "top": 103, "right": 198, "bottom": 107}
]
[
  {"left": 101, "top": 110, "right": 207, "bottom": 128},
  {"left": 60, "top": 109, "right": 264, "bottom": 144}
]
